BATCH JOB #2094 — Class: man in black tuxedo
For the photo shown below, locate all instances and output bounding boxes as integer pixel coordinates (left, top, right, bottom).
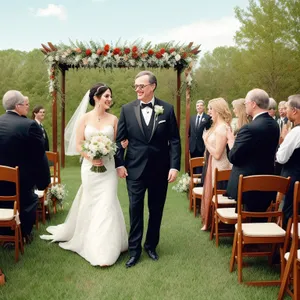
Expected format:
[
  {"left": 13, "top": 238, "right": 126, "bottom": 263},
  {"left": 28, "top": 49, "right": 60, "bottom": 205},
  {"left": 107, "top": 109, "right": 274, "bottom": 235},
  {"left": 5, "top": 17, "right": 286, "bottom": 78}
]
[
  {"left": 226, "top": 89, "right": 280, "bottom": 212},
  {"left": 0, "top": 91, "right": 50, "bottom": 241},
  {"left": 32, "top": 105, "right": 49, "bottom": 151},
  {"left": 116, "top": 71, "right": 181, "bottom": 268},
  {"left": 189, "top": 100, "right": 211, "bottom": 159}
]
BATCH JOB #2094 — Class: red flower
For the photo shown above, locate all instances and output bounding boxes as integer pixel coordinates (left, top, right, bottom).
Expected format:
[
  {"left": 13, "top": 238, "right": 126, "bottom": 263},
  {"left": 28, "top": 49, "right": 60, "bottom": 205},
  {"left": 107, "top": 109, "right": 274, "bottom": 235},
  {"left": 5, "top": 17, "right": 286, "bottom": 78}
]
[
  {"left": 102, "top": 51, "right": 108, "bottom": 56},
  {"left": 148, "top": 49, "right": 154, "bottom": 56},
  {"left": 96, "top": 49, "right": 102, "bottom": 55},
  {"left": 104, "top": 44, "right": 110, "bottom": 52},
  {"left": 113, "top": 48, "right": 121, "bottom": 55},
  {"left": 132, "top": 46, "right": 138, "bottom": 52},
  {"left": 182, "top": 52, "right": 187, "bottom": 59},
  {"left": 124, "top": 47, "right": 130, "bottom": 54},
  {"left": 160, "top": 48, "right": 165, "bottom": 54},
  {"left": 50, "top": 75, "right": 55, "bottom": 80},
  {"left": 132, "top": 52, "right": 139, "bottom": 59},
  {"left": 169, "top": 48, "right": 175, "bottom": 53},
  {"left": 85, "top": 49, "right": 92, "bottom": 56},
  {"left": 155, "top": 52, "right": 162, "bottom": 59}
]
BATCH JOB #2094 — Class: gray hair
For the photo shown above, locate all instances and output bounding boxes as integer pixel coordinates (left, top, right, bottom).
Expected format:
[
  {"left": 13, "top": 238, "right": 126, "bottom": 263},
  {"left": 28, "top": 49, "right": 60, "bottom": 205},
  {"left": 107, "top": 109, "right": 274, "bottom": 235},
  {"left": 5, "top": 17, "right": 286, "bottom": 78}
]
[
  {"left": 278, "top": 101, "right": 286, "bottom": 108},
  {"left": 268, "top": 98, "right": 277, "bottom": 110},
  {"left": 2, "top": 90, "right": 25, "bottom": 110},
  {"left": 287, "top": 94, "right": 300, "bottom": 109},
  {"left": 135, "top": 70, "right": 157, "bottom": 90},
  {"left": 196, "top": 100, "right": 205, "bottom": 106},
  {"left": 246, "top": 89, "right": 270, "bottom": 109}
]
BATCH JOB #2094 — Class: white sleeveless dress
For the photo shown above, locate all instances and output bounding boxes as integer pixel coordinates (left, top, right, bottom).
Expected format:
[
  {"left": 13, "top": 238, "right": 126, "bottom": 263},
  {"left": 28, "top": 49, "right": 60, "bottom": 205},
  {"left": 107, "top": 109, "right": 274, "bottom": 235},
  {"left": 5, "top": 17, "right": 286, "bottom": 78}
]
[{"left": 40, "top": 125, "right": 128, "bottom": 266}]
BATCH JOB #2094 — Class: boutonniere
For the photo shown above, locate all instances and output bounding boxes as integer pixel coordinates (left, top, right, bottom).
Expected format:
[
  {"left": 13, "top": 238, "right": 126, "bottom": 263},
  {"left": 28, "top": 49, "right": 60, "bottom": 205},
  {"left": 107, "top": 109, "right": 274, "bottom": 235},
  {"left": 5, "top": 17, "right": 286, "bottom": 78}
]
[
  {"left": 154, "top": 105, "right": 164, "bottom": 116},
  {"left": 201, "top": 118, "right": 206, "bottom": 122}
]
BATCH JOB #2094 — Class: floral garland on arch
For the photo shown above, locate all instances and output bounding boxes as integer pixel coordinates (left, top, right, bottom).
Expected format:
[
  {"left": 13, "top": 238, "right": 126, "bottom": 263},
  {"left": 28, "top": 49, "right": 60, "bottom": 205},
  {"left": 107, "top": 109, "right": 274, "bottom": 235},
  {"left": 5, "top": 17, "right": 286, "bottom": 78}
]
[{"left": 42, "top": 40, "right": 200, "bottom": 94}]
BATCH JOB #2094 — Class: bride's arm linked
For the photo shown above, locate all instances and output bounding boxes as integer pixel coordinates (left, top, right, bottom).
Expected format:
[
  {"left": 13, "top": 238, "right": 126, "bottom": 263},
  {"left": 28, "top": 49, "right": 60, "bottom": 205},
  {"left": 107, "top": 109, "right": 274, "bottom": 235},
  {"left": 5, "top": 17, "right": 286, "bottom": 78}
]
[
  {"left": 204, "top": 125, "right": 228, "bottom": 160},
  {"left": 76, "top": 115, "right": 103, "bottom": 167}
]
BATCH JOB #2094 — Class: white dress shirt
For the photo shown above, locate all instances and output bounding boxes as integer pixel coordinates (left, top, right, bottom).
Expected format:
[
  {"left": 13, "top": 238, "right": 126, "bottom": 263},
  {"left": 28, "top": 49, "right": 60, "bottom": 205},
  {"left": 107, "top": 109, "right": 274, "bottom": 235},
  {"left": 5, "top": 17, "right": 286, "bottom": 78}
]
[
  {"left": 276, "top": 125, "right": 300, "bottom": 164},
  {"left": 140, "top": 97, "right": 155, "bottom": 126}
]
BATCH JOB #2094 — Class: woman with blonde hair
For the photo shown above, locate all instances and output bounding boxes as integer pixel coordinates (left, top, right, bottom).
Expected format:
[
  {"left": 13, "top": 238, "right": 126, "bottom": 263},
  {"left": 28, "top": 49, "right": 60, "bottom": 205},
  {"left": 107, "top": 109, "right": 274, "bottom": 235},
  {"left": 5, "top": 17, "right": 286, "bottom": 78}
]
[
  {"left": 231, "top": 98, "right": 250, "bottom": 135},
  {"left": 201, "top": 98, "right": 232, "bottom": 230}
]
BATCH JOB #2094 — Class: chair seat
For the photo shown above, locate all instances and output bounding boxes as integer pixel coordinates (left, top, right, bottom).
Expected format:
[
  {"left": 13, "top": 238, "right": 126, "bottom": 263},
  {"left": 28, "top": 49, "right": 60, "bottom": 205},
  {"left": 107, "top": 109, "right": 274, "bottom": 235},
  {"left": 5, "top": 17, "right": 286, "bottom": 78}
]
[
  {"left": 284, "top": 249, "right": 300, "bottom": 261},
  {"left": 216, "top": 207, "right": 237, "bottom": 219},
  {"left": 0, "top": 208, "right": 14, "bottom": 221},
  {"left": 193, "top": 177, "right": 202, "bottom": 184},
  {"left": 235, "top": 223, "right": 286, "bottom": 237},
  {"left": 212, "top": 195, "right": 236, "bottom": 205},
  {"left": 51, "top": 177, "right": 59, "bottom": 184},
  {"left": 34, "top": 189, "right": 44, "bottom": 198},
  {"left": 291, "top": 223, "right": 300, "bottom": 238},
  {"left": 193, "top": 187, "right": 203, "bottom": 195}
]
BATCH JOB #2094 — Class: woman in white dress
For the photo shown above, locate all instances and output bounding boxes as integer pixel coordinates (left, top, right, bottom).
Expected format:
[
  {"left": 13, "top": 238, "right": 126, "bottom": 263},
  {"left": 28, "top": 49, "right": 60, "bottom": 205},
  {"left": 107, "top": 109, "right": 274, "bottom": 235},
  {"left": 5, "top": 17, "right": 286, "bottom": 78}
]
[{"left": 40, "top": 83, "right": 128, "bottom": 267}]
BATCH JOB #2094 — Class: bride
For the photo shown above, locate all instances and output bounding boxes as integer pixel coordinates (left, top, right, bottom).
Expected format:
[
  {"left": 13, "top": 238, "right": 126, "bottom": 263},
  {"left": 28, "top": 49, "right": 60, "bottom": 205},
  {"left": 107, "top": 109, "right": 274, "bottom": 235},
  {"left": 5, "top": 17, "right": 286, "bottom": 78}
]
[{"left": 40, "top": 83, "right": 128, "bottom": 267}]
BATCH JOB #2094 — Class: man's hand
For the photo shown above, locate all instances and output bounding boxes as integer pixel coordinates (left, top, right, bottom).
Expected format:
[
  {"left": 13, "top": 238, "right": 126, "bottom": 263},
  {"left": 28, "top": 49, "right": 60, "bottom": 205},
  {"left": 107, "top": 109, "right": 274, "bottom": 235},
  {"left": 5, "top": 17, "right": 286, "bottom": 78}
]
[
  {"left": 117, "top": 166, "right": 128, "bottom": 178},
  {"left": 168, "top": 169, "right": 178, "bottom": 183}
]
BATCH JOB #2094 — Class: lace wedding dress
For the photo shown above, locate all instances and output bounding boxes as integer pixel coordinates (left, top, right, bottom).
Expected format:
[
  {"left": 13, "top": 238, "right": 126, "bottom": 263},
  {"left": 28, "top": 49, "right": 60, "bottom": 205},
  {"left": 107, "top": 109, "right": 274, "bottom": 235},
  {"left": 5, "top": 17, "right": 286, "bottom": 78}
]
[{"left": 40, "top": 125, "right": 128, "bottom": 266}]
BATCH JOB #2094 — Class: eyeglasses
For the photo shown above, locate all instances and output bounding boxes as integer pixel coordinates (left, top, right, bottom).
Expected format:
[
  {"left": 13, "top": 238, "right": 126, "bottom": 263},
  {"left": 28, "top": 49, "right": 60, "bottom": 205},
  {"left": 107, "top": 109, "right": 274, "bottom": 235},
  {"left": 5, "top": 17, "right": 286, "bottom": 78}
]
[{"left": 132, "top": 83, "right": 152, "bottom": 90}]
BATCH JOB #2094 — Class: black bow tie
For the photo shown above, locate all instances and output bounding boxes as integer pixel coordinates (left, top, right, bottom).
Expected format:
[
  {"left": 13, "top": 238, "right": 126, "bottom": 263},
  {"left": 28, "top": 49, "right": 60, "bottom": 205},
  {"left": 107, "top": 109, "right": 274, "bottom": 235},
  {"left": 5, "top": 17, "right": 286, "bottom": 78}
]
[{"left": 141, "top": 102, "right": 153, "bottom": 109}]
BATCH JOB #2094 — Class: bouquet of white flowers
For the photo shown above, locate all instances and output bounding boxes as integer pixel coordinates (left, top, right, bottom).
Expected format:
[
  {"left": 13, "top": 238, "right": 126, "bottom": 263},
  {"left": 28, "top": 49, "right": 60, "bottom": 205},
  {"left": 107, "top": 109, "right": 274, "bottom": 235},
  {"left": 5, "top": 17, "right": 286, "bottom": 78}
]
[
  {"left": 47, "top": 184, "right": 68, "bottom": 207},
  {"left": 82, "top": 133, "right": 117, "bottom": 173},
  {"left": 172, "top": 173, "right": 191, "bottom": 193}
]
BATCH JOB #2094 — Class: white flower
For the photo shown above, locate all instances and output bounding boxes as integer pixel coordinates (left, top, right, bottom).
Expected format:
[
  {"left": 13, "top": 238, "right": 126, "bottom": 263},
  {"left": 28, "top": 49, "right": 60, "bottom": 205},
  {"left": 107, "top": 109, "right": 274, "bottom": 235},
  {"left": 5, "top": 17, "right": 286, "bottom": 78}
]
[
  {"left": 55, "top": 55, "right": 59, "bottom": 61},
  {"left": 175, "top": 54, "right": 181, "bottom": 61},
  {"left": 154, "top": 105, "right": 164, "bottom": 116},
  {"left": 48, "top": 56, "right": 54, "bottom": 62}
]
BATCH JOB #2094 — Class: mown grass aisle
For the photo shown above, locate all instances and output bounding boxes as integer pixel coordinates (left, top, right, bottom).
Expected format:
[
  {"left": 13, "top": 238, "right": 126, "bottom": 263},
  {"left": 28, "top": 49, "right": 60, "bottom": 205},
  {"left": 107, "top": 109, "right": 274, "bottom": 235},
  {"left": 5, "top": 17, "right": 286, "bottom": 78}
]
[{"left": 0, "top": 166, "right": 280, "bottom": 300}]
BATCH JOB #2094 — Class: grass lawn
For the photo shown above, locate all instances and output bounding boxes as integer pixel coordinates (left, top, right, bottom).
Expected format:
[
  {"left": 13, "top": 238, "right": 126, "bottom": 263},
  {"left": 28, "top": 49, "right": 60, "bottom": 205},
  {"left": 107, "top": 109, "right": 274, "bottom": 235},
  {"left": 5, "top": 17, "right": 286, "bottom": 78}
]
[{"left": 0, "top": 166, "right": 282, "bottom": 299}]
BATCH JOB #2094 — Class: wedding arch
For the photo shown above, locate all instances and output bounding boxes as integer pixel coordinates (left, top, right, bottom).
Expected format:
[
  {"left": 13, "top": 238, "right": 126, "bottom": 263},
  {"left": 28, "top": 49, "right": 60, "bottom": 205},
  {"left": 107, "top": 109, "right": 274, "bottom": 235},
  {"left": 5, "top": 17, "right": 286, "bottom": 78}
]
[{"left": 40, "top": 40, "right": 200, "bottom": 171}]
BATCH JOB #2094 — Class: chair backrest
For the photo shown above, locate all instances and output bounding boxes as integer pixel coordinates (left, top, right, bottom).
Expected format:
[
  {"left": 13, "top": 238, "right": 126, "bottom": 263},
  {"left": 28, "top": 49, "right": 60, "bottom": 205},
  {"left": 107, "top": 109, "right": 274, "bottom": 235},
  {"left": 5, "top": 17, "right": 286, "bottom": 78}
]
[
  {"left": 0, "top": 165, "right": 20, "bottom": 212},
  {"left": 292, "top": 181, "right": 300, "bottom": 260},
  {"left": 46, "top": 151, "right": 61, "bottom": 184},
  {"left": 213, "top": 168, "right": 231, "bottom": 206},
  {"left": 237, "top": 175, "right": 291, "bottom": 219},
  {"left": 189, "top": 157, "right": 205, "bottom": 176}
]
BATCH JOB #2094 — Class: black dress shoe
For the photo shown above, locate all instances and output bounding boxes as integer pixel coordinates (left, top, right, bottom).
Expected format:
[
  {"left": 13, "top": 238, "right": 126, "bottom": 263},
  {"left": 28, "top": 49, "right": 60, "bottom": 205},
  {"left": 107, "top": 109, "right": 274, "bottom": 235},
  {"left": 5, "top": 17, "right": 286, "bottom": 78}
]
[
  {"left": 125, "top": 256, "right": 140, "bottom": 268},
  {"left": 145, "top": 249, "right": 159, "bottom": 261}
]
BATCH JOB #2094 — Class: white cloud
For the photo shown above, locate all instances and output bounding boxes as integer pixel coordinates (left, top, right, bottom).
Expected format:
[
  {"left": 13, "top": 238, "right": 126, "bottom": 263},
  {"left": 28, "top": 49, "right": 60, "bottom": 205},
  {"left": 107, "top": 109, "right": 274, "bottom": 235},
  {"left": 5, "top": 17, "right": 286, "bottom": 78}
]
[
  {"left": 135, "top": 16, "right": 240, "bottom": 56},
  {"left": 33, "top": 4, "right": 67, "bottom": 21}
]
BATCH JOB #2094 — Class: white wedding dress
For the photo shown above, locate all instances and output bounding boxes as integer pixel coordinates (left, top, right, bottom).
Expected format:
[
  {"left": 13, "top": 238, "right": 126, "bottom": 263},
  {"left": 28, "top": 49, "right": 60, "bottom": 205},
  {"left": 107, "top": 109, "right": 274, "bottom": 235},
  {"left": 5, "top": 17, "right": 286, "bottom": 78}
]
[{"left": 40, "top": 125, "right": 128, "bottom": 266}]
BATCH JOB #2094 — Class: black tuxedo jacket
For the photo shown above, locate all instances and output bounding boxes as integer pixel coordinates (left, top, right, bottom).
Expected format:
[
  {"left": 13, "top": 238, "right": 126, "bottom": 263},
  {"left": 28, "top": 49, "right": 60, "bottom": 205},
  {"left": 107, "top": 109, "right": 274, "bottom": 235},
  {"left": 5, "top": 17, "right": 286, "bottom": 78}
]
[
  {"left": 0, "top": 111, "right": 50, "bottom": 196},
  {"left": 226, "top": 112, "right": 280, "bottom": 204},
  {"left": 188, "top": 113, "right": 211, "bottom": 155},
  {"left": 115, "top": 98, "right": 181, "bottom": 180}
]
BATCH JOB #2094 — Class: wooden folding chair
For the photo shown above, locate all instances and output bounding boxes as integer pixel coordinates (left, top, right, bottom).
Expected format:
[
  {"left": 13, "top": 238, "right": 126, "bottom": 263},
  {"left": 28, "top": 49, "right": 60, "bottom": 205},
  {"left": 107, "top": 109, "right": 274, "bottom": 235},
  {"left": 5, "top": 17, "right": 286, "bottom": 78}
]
[
  {"left": 278, "top": 181, "right": 300, "bottom": 299},
  {"left": 0, "top": 166, "right": 24, "bottom": 262},
  {"left": 36, "top": 151, "right": 61, "bottom": 228},
  {"left": 189, "top": 157, "right": 205, "bottom": 217},
  {"left": 229, "top": 174, "right": 290, "bottom": 285},
  {"left": 210, "top": 168, "right": 237, "bottom": 247}
]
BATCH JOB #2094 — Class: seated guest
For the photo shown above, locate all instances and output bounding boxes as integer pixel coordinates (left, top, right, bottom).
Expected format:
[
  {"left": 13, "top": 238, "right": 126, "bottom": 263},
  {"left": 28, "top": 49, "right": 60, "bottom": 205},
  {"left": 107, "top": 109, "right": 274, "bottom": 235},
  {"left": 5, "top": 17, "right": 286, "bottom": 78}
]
[
  {"left": 268, "top": 97, "right": 278, "bottom": 120},
  {"left": 0, "top": 90, "right": 50, "bottom": 242},
  {"left": 32, "top": 105, "right": 49, "bottom": 151},
  {"left": 226, "top": 89, "right": 280, "bottom": 212},
  {"left": 276, "top": 94, "right": 300, "bottom": 228},
  {"left": 201, "top": 98, "right": 232, "bottom": 231},
  {"left": 231, "top": 98, "right": 251, "bottom": 136}
]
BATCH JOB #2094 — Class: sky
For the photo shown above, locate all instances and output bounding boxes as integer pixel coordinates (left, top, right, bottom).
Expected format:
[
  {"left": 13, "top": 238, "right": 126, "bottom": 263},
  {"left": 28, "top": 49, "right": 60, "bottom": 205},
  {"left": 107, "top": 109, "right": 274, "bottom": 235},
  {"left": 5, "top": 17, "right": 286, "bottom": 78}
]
[{"left": 0, "top": 0, "right": 249, "bottom": 56}]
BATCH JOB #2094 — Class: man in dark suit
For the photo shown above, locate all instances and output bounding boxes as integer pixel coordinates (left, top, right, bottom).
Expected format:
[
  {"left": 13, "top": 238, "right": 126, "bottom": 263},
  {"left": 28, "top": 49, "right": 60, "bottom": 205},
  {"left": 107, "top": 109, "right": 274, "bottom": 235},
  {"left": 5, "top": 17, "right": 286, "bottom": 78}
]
[
  {"left": 189, "top": 100, "right": 211, "bottom": 158},
  {"left": 0, "top": 90, "right": 50, "bottom": 242},
  {"left": 32, "top": 105, "right": 49, "bottom": 151},
  {"left": 226, "top": 88, "right": 280, "bottom": 212},
  {"left": 116, "top": 71, "right": 181, "bottom": 268}
]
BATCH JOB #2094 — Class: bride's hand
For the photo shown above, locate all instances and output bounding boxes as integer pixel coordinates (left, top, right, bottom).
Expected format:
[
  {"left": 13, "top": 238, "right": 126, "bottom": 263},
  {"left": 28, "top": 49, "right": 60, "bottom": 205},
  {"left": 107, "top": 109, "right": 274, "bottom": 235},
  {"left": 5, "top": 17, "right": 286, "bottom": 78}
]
[
  {"left": 92, "top": 159, "right": 104, "bottom": 166},
  {"left": 121, "top": 139, "right": 128, "bottom": 149}
]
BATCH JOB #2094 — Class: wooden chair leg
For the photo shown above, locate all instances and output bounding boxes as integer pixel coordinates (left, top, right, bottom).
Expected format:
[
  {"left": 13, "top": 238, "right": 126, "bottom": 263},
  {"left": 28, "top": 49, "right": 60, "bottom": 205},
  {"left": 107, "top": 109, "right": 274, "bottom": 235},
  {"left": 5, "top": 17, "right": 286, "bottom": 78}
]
[
  {"left": 294, "top": 260, "right": 300, "bottom": 300},
  {"left": 14, "top": 227, "right": 19, "bottom": 262},
  {"left": 210, "top": 210, "right": 215, "bottom": 241},
  {"left": 189, "top": 193, "right": 193, "bottom": 211},
  {"left": 215, "top": 215, "right": 219, "bottom": 247},
  {"left": 42, "top": 202, "right": 46, "bottom": 224},
  {"left": 230, "top": 230, "right": 237, "bottom": 272},
  {"left": 237, "top": 233, "right": 243, "bottom": 283},
  {"left": 193, "top": 196, "right": 197, "bottom": 217},
  {"left": 278, "top": 251, "right": 293, "bottom": 300}
]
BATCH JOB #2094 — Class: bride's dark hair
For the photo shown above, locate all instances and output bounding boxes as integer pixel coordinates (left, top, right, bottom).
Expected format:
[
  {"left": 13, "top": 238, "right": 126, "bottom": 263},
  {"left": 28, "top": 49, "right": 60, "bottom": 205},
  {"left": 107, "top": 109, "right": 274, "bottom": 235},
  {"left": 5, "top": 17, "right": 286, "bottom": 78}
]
[{"left": 88, "top": 83, "right": 112, "bottom": 106}]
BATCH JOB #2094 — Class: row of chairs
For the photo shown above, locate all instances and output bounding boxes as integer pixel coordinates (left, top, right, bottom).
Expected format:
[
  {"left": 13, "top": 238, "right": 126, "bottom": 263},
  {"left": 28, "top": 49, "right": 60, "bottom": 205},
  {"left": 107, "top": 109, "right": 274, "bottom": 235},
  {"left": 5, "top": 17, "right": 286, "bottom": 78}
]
[
  {"left": 188, "top": 157, "right": 300, "bottom": 296},
  {"left": 0, "top": 151, "right": 61, "bottom": 262}
]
